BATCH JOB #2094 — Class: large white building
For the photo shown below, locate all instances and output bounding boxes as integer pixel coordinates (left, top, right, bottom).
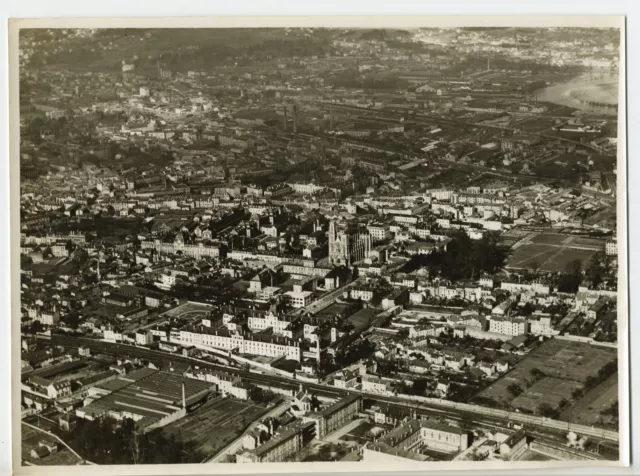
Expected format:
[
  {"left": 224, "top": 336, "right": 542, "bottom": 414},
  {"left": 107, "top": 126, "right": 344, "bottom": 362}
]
[
  {"left": 283, "top": 283, "right": 314, "bottom": 309},
  {"left": 362, "top": 419, "right": 469, "bottom": 463},
  {"left": 178, "top": 325, "right": 302, "bottom": 361},
  {"left": 141, "top": 240, "right": 219, "bottom": 258},
  {"left": 489, "top": 317, "right": 528, "bottom": 336},
  {"left": 501, "top": 281, "right": 551, "bottom": 295},
  {"left": 367, "top": 224, "right": 391, "bottom": 242},
  {"left": 529, "top": 316, "right": 554, "bottom": 336},
  {"left": 248, "top": 311, "right": 296, "bottom": 335}
]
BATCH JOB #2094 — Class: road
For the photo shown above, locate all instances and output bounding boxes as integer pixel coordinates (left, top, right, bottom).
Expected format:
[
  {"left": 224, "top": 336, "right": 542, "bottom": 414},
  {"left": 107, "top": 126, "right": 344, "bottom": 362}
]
[
  {"left": 304, "top": 278, "right": 364, "bottom": 315},
  {"left": 45, "top": 334, "right": 619, "bottom": 444}
]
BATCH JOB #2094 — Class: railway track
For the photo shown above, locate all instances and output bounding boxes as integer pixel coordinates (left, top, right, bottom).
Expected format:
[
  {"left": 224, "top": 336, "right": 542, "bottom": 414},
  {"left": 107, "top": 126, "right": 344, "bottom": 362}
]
[{"left": 44, "top": 334, "right": 619, "bottom": 443}]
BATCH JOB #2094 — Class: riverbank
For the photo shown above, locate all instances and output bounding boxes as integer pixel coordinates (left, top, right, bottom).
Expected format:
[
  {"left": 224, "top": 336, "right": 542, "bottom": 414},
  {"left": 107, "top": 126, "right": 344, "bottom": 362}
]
[{"left": 537, "top": 74, "right": 619, "bottom": 112}]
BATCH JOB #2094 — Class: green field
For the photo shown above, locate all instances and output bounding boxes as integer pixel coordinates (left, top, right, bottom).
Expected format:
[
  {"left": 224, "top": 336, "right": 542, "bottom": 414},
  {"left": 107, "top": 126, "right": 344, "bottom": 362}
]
[
  {"left": 511, "top": 377, "right": 583, "bottom": 413},
  {"left": 507, "top": 245, "right": 597, "bottom": 272},
  {"left": 506, "top": 232, "right": 605, "bottom": 272},
  {"left": 474, "top": 339, "right": 617, "bottom": 418},
  {"left": 559, "top": 373, "right": 619, "bottom": 430},
  {"left": 529, "top": 233, "right": 605, "bottom": 249}
]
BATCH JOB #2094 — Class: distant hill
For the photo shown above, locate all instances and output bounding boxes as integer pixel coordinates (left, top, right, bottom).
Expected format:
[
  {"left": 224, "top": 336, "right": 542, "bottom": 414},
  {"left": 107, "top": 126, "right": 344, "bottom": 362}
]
[{"left": 22, "top": 28, "right": 338, "bottom": 72}]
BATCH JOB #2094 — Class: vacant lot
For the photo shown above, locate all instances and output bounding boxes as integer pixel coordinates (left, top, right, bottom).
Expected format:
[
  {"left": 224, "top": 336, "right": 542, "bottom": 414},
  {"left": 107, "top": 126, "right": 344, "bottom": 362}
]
[
  {"left": 163, "top": 396, "right": 267, "bottom": 457},
  {"left": 474, "top": 339, "right": 617, "bottom": 418}
]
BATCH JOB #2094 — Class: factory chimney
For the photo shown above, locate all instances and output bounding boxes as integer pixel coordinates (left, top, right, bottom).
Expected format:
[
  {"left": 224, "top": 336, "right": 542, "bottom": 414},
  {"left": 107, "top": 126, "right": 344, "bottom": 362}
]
[
  {"left": 283, "top": 106, "right": 288, "bottom": 131},
  {"left": 329, "top": 103, "right": 333, "bottom": 131},
  {"left": 293, "top": 104, "right": 299, "bottom": 134},
  {"left": 182, "top": 381, "right": 186, "bottom": 410}
]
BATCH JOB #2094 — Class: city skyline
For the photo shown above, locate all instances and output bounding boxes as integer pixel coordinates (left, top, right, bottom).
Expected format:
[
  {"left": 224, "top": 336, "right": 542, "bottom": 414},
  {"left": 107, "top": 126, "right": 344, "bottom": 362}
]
[{"left": 10, "top": 17, "right": 627, "bottom": 473}]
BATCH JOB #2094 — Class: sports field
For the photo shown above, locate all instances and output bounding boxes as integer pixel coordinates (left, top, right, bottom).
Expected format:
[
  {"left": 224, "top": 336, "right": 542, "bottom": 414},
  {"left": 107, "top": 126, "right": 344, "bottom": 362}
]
[
  {"left": 163, "top": 396, "right": 268, "bottom": 457},
  {"left": 162, "top": 302, "right": 215, "bottom": 321},
  {"left": 506, "top": 232, "right": 605, "bottom": 272}
]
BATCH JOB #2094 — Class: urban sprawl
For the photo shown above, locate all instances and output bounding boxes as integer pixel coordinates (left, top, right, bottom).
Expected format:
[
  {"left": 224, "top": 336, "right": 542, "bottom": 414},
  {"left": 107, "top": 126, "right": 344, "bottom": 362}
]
[{"left": 19, "top": 27, "right": 620, "bottom": 466}]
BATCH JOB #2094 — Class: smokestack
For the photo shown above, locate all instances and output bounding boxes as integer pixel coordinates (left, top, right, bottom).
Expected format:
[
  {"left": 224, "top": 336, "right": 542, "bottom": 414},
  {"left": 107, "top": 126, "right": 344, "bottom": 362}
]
[
  {"left": 182, "top": 381, "right": 186, "bottom": 410},
  {"left": 329, "top": 104, "right": 333, "bottom": 130},
  {"left": 293, "top": 104, "right": 298, "bottom": 134},
  {"left": 283, "top": 106, "right": 288, "bottom": 131}
]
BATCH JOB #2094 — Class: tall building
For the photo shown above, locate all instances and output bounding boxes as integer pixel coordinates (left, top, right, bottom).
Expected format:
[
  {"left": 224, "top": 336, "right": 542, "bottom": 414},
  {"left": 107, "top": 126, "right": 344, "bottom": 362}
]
[
  {"left": 303, "top": 395, "right": 362, "bottom": 439},
  {"left": 328, "top": 221, "right": 371, "bottom": 266}
]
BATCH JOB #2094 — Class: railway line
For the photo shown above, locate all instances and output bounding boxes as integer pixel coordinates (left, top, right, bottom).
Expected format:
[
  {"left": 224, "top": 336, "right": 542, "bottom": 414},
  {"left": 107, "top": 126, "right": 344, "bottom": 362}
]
[
  {"left": 321, "top": 102, "right": 610, "bottom": 153},
  {"left": 43, "top": 334, "right": 619, "bottom": 445}
]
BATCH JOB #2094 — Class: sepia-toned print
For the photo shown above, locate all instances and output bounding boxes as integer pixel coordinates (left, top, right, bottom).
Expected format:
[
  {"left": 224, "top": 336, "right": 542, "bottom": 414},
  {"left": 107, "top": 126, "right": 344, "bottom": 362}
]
[{"left": 11, "top": 17, "right": 626, "bottom": 473}]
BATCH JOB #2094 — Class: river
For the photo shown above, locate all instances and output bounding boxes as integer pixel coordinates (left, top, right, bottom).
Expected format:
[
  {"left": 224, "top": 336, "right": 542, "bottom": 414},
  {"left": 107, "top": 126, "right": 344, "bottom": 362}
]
[{"left": 536, "top": 73, "right": 619, "bottom": 114}]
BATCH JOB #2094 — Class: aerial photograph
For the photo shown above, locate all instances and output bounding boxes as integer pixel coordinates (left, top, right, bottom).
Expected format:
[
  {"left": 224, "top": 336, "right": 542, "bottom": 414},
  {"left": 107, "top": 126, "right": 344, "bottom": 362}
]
[{"left": 16, "top": 25, "right": 622, "bottom": 467}]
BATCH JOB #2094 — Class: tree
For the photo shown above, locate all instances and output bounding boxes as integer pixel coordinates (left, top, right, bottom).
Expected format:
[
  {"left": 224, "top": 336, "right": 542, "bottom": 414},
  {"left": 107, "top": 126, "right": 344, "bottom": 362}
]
[
  {"left": 530, "top": 259, "right": 541, "bottom": 273},
  {"left": 585, "top": 251, "right": 606, "bottom": 288},
  {"left": 402, "top": 230, "right": 506, "bottom": 281},
  {"left": 249, "top": 387, "right": 275, "bottom": 405},
  {"left": 73, "top": 248, "right": 89, "bottom": 264},
  {"left": 530, "top": 368, "right": 545, "bottom": 380},
  {"left": 521, "top": 302, "right": 535, "bottom": 317},
  {"left": 538, "top": 403, "right": 560, "bottom": 419},
  {"left": 557, "top": 259, "right": 583, "bottom": 293},
  {"left": 571, "top": 388, "right": 584, "bottom": 399},
  {"left": 411, "top": 378, "right": 428, "bottom": 396},
  {"left": 507, "top": 383, "right": 523, "bottom": 396},
  {"left": 30, "top": 320, "right": 44, "bottom": 334},
  {"left": 63, "top": 416, "right": 204, "bottom": 464},
  {"left": 63, "top": 313, "right": 82, "bottom": 329},
  {"left": 21, "top": 254, "right": 34, "bottom": 268},
  {"left": 601, "top": 401, "right": 618, "bottom": 417},
  {"left": 376, "top": 359, "right": 399, "bottom": 377}
]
